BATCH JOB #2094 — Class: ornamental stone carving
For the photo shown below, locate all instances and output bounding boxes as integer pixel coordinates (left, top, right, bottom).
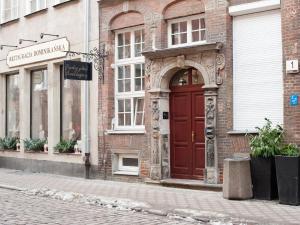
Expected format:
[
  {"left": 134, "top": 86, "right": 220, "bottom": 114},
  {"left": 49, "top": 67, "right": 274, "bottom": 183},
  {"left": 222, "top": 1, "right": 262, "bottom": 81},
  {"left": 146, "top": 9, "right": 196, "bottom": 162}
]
[{"left": 152, "top": 100, "right": 159, "bottom": 130}]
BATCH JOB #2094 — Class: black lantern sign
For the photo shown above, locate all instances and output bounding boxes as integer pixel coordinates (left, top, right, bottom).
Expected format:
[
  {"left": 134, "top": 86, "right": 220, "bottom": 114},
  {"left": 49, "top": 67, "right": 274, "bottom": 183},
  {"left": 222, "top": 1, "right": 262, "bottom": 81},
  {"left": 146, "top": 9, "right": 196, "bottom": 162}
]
[{"left": 64, "top": 60, "right": 92, "bottom": 81}]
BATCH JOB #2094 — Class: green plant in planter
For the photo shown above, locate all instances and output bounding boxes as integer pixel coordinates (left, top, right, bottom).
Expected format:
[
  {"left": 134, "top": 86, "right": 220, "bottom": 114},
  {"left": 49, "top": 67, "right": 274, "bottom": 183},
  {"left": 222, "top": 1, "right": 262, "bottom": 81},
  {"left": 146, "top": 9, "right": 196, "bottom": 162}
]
[
  {"left": 23, "top": 138, "right": 47, "bottom": 152},
  {"left": 248, "top": 118, "right": 284, "bottom": 158},
  {"left": 0, "top": 137, "right": 19, "bottom": 150},
  {"left": 247, "top": 118, "right": 283, "bottom": 200},
  {"left": 279, "top": 144, "right": 300, "bottom": 157},
  {"left": 54, "top": 139, "right": 76, "bottom": 153}
]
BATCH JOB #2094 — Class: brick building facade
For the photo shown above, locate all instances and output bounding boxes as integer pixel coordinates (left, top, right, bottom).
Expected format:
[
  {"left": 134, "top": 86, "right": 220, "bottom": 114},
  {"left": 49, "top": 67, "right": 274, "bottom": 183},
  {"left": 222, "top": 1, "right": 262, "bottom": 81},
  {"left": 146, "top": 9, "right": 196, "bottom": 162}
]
[{"left": 98, "top": 0, "right": 300, "bottom": 184}]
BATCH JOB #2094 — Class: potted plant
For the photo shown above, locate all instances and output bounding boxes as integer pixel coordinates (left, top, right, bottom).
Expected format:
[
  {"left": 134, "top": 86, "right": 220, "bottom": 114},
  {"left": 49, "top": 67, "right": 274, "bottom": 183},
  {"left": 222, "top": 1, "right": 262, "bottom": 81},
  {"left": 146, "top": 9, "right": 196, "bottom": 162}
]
[
  {"left": 248, "top": 118, "right": 283, "bottom": 200},
  {"left": 23, "top": 138, "right": 47, "bottom": 152},
  {"left": 275, "top": 144, "right": 300, "bottom": 205},
  {"left": 54, "top": 139, "right": 76, "bottom": 154},
  {"left": 0, "top": 137, "right": 19, "bottom": 151}
]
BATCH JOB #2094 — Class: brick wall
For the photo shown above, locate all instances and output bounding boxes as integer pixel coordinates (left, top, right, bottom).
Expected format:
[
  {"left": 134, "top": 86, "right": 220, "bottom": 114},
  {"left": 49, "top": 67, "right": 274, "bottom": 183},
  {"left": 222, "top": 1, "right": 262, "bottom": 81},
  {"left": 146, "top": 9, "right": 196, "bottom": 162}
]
[{"left": 98, "top": 0, "right": 299, "bottom": 183}]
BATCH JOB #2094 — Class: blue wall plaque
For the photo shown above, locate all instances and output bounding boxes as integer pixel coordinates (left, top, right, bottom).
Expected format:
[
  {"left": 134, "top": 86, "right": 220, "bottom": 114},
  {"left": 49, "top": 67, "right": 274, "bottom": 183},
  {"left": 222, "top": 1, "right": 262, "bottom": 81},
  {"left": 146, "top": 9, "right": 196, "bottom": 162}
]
[{"left": 290, "top": 94, "right": 299, "bottom": 106}]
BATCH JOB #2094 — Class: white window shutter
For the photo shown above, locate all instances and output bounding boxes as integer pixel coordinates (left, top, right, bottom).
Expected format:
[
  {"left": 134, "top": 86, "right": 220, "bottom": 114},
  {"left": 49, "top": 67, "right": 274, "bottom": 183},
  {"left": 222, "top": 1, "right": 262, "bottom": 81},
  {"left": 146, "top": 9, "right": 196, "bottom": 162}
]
[{"left": 233, "top": 10, "right": 283, "bottom": 131}]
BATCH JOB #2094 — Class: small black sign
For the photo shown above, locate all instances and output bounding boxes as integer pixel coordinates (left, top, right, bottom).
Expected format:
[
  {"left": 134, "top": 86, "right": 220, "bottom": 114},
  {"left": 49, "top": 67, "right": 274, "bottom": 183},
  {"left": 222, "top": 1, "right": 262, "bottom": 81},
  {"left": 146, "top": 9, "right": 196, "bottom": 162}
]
[
  {"left": 163, "top": 112, "right": 169, "bottom": 120},
  {"left": 64, "top": 60, "right": 92, "bottom": 81}
]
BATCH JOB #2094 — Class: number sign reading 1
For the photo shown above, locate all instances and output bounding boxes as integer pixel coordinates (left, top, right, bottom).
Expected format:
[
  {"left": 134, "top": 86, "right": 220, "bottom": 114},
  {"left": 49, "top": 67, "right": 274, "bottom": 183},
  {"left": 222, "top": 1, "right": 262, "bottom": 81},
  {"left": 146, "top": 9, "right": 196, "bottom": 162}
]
[
  {"left": 290, "top": 94, "right": 298, "bottom": 106},
  {"left": 64, "top": 60, "right": 92, "bottom": 81}
]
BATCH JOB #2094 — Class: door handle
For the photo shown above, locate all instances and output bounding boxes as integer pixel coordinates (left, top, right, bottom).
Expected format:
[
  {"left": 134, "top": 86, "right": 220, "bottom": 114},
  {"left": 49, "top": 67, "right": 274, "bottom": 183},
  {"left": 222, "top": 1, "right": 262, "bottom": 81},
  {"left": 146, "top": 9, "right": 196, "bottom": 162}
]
[{"left": 192, "top": 131, "right": 195, "bottom": 143}]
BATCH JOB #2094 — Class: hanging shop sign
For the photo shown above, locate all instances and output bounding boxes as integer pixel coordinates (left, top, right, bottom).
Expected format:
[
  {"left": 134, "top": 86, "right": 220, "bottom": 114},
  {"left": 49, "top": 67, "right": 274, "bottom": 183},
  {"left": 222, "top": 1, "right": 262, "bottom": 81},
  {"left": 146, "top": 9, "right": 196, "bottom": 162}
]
[
  {"left": 6, "top": 37, "right": 69, "bottom": 67},
  {"left": 64, "top": 60, "right": 92, "bottom": 81}
]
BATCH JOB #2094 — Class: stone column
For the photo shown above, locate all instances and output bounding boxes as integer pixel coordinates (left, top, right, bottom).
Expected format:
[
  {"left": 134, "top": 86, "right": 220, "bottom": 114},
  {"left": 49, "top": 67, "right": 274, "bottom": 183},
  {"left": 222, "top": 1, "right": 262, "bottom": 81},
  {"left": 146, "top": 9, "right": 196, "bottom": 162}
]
[
  {"left": 149, "top": 90, "right": 170, "bottom": 180},
  {"left": 204, "top": 87, "right": 219, "bottom": 184},
  {"left": 19, "top": 68, "right": 30, "bottom": 153},
  {"left": 0, "top": 75, "right": 5, "bottom": 138},
  {"left": 47, "top": 63, "right": 61, "bottom": 155}
]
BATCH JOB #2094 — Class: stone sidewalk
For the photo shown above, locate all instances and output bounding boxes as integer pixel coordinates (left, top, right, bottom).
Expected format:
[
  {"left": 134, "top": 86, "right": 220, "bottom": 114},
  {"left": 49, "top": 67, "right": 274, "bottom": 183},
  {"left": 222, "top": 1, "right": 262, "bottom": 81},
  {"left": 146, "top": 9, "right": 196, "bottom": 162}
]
[{"left": 0, "top": 168, "right": 299, "bottom": 225}]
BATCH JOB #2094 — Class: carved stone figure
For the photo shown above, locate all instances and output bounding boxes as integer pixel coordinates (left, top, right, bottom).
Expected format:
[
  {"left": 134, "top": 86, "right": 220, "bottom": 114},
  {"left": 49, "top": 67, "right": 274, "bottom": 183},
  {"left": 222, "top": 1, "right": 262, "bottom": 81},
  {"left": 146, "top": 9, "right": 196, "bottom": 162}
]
[
  {"left": 207, "top": 139, "right": 215, "bottom": 167},
  {"left": 152, "top": 100, "right": 159, "bottom": 130}
]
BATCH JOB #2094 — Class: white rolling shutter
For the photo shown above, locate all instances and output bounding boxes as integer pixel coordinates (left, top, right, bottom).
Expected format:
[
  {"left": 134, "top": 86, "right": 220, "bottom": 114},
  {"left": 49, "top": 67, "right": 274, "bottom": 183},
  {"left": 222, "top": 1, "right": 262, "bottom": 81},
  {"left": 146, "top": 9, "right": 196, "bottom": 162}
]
[{"left": 233, "top": 9, "right": 283, "bottom": 131}]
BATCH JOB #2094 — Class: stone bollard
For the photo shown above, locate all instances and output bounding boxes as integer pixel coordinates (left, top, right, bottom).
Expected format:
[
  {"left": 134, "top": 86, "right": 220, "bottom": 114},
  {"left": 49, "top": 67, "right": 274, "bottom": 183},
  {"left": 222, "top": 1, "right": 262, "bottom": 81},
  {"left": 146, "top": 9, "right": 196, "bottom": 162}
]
[{"left": 223, "top": 156, "right": 253, "bottom": 200}]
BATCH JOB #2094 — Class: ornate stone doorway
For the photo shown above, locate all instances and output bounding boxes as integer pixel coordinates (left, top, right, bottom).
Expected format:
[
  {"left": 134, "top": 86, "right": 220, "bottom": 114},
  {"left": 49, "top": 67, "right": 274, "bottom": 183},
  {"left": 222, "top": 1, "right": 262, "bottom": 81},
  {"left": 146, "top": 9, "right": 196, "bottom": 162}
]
[
  {"left": 169, "top": 68, "right": 205, "bottom": 180},
  {"left": 143, "top": 44, "right": 224, "bottom": 184}
]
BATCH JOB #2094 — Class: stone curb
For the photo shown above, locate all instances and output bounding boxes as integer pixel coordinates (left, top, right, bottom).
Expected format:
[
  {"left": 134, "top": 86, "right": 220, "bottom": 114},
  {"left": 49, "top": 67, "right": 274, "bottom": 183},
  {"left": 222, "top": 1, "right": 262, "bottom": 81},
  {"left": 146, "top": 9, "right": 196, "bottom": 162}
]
[
  {"left": 0, "top": 183, "right": 27, "bottom": 192},
  {"left": 0, "top": 183, "right": 259, "bottom": 224}
]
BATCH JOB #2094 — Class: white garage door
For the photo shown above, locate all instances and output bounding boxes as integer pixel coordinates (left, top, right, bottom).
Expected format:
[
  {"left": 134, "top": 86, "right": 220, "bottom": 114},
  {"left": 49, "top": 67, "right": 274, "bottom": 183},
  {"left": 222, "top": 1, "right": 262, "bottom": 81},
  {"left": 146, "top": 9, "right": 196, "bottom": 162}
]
[{"left": 233, "top": 9, "right": 283, "bottom": 131}]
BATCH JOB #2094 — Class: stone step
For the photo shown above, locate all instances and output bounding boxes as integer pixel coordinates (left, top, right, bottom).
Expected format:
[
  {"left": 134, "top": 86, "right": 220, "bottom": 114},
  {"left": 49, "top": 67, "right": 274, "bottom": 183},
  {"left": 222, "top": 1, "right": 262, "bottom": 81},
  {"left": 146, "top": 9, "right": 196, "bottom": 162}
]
[{"left": 145, "top": 178, "right": 223, "bottom": 192}]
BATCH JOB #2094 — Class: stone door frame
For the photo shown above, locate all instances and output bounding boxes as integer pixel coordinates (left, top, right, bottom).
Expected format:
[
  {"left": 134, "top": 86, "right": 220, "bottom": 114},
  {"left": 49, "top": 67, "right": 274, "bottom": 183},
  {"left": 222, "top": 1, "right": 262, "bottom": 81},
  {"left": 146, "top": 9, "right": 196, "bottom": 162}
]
[{"left": 146, "top": 53, "right": 222, "bottom": 184}]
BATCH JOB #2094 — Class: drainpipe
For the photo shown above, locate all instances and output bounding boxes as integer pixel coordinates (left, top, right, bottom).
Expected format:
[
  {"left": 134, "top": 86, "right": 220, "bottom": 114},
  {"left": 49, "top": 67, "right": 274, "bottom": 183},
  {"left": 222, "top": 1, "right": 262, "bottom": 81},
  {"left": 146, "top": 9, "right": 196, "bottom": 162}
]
[{"left": 83, "top": 0, "right": 91, "bottom": 179}]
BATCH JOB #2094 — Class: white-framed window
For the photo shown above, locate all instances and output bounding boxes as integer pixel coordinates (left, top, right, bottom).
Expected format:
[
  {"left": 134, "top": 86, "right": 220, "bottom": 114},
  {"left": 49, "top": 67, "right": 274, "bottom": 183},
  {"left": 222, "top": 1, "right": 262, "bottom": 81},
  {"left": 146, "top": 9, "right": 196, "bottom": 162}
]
[
  {"left": 114, "top": 27, "right": 145, "bottom": 131},
  {"left": 0, "top": 0, "right": 19, "bottom": 23},
  {"left": 168, "top": 15, "right": 206, "bottom": 48},
  {"left": 26, "top": 0, "right": 46, "bottom": 14},
  {"left": 118, "top": 154, "right": 139, "bottom": 173}
]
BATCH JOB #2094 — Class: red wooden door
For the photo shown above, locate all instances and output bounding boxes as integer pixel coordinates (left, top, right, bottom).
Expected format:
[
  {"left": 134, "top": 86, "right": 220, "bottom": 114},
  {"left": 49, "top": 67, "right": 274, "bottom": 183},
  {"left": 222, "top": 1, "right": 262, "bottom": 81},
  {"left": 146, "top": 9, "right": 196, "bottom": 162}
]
[{"left": 170, "top": 69, "right": 205, "bottom": 180}]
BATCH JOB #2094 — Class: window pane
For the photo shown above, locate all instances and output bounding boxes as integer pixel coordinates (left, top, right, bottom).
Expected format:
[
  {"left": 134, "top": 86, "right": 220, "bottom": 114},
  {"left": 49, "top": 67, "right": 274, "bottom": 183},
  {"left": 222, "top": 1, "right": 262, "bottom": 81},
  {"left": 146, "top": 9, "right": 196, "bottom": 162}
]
[
  {"left": 125, "top": 99, "right": 131, "bottom": 112},
  {"left": 125, "top": 79, "right": 131, "bottom": 92},
  {"left": 135, "top": 44, "right": 141, "bottom": 57},
  {"left": 6, "top": 74, "right": 20, "bottom": 137},
  {"left": 192, "top": 19, "right": 200, "bottom": 30},
  {"left": 200, "top": 18, "right": 205, "bottom": 29},
  {"left": 181, "top": 33, "right": 187, "bottom": 44},
  {"left": 123, "top": 158, "right": 138, "bottom": 167},
  {"left": 172, "top": 34, "right": 179, "bottom": 45},
  {"left": 180, "top": 21, "right": 187, "bottom": 32},
  {"left": 134, "top": 98, "right": 144, "bottom": 126},
  {"left": 125, "top": 32, "right": 130, "bottom": 45},
  {"left": 118, "top": 33, "right": 123, "bottom": 46},
  {"left": 135, "top": 30, "right": 141, "bottom": 43},
  {"left": 171, "top": 69, "right": 189, "bottom": 86},
  {"left": 125, "top": 46, "right": 131, "bottom": 58},
  {"left": 125, "top": 113, "right": 131, "bottom": 126},
  {"left": 31, "top": 70, "right": 48, "bottom": 139},
  {"left": 171, "top": 23, "right": 179, "bottom": 34},
  {"left": 118, "top": 114, "right": 124, "bottom": 126},
  {"left": 125, "top": 65, "right": 131, "bottom": 78},
  {"left": 118, "top": 99, "right": 124, "bottom": 112},
  {"left": 118, "top": 67, "right": 124, "bottom": 79},
  {"left": 118, "top": 80, "right": 123, "bottom": 92},
  {"left": 192, "top": 31, "right": 199, "bottom": 42},
  {"left": 62, "top": 75, "right": 81, "bottom": 141},
  {"left": 135, "top": 78, "right": 141, "bottom": 91},
  {"left": 118, "top": 46, "right": 123, "bottom": 60},
  {"left": 201, "top": 30, "right": 206, "bottom": 41}
]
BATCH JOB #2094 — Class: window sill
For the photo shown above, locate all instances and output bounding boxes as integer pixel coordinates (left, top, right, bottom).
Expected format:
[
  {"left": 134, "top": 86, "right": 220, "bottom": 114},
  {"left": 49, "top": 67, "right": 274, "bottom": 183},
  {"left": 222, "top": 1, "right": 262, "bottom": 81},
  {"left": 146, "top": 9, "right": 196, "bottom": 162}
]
[
  {"left": 0, "top": 18, "right": 19, "bottom": 26},
  {"left": 168, "top": 41, "right": 207, "bottom": 49},
  {"left": 53, "top": 0, "right": 78, "bottom": 8},
  {"left": 25, "top": 150, "right": 48, "bottom": 154},
  {"left": 106, "top": 130, "right": 146, "bottom": 135},
  {"left": 53, "top": 152, "right": 82, "bottom": 156},
  {"left": 25, "top": 8, "right": 48, "bottom": 18},
  {"left": 227, "top": 130, "right": 258, "bottom": 135},
  {"left": 113, "top": 171, "right": 139, "bottom": 176},
  {"left": 0, "top": 149, "right": 20, "bottom": 152}
]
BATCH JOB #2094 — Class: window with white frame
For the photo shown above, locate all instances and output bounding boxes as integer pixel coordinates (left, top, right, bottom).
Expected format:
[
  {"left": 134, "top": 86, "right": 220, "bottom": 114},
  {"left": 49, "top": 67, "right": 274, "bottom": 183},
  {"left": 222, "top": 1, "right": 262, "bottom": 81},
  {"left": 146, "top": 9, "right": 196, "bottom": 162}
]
[
  {"left": 26, "top": 0, "right": 46, "bottom": 14},
  {"left": 114, "top": 27, "right": 145, "bottom": 130},
  {"left": 117, "top": 154, "right": 139, "bottom": 174},
  {"left": 0, "top": 0, "right": 19, "bottom": 23},
  {"left": 168, "top": 15, "right": 206, "bottom": 47}
]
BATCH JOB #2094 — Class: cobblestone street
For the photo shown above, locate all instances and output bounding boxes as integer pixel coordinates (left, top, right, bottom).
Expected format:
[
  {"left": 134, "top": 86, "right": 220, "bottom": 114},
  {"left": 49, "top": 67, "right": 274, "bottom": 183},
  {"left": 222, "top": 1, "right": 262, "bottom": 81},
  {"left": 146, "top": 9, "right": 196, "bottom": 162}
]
[
  {"left": 0, "top": 188, "right": 193, "bottom": 225},
  {"left": 1, "top": 169, "right": 300, "bottom": 224}
]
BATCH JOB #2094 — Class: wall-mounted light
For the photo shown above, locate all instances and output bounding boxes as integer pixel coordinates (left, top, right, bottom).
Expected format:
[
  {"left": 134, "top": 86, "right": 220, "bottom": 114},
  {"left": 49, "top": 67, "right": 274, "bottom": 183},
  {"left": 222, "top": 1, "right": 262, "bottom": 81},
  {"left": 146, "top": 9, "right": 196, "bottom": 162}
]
[
  {"left": 40, "top": 33, "right": 59, "bottom": 39},
  {"left": 19, "top": 39, "right": 37, "bottom": 45},
  {"left": 0, "top": 44, "right": 18, "bottom": 50}
]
